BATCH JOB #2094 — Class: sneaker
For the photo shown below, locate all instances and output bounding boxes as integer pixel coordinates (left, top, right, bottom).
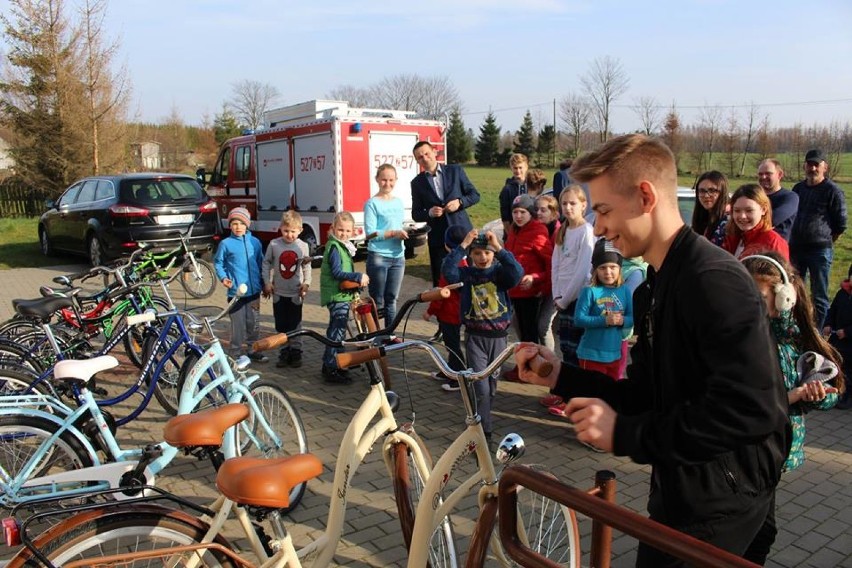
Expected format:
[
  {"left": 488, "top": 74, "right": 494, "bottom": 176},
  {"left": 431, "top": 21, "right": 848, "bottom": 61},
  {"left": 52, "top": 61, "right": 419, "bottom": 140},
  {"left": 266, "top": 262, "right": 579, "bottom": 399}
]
[
  {"left": 548, "top": 403, "right": 568, "bottom": 418},
  {"left": 430, "top": 371, "right": 449, "bottom": 381},
  {"left": 428, "top": 330, "right": 443, "bottom": 343},
  {"left": 288, "top": 351, "right": 303, "bottom": 368},
  {"left": 539, "top": 394, "right": 563, "bottom": 407},
  {"left": 441, "top": 381, "right": 460, "bottom": 392},
  {"left": 247, "top": 352, "right": 269, "bottom": 363},
  {"left": 324, "top": 369, "right": 352, "bottom": 384},
  {"left": 275, "top": 358, "right": 289, "bottom": 368}
]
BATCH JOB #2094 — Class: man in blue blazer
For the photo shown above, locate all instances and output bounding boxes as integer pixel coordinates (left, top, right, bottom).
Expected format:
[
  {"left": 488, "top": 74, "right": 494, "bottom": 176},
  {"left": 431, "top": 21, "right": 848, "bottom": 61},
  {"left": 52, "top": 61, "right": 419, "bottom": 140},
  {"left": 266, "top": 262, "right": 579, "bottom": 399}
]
[{"left": 411, "top": 140, "right": 481, "bottom": 286}]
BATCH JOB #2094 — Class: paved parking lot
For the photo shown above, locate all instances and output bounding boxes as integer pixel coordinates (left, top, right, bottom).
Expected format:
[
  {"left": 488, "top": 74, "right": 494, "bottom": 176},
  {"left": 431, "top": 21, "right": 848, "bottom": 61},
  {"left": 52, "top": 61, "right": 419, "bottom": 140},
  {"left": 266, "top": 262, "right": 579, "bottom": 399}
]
[{"left": 1, "top": 262, "right": 851, "bottom": 567}]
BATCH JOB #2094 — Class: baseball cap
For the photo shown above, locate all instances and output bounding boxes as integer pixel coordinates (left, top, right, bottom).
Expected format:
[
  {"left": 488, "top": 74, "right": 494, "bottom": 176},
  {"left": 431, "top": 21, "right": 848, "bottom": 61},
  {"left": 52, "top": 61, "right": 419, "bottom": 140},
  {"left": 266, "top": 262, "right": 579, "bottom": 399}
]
[{"left": 805, "top": 149, "right": 827, "bottom": 164}]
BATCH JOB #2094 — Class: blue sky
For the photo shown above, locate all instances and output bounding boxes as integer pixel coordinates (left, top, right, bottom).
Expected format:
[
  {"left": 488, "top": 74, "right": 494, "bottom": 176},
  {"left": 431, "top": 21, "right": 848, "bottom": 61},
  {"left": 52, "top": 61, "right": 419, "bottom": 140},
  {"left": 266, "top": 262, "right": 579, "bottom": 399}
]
[{"left": 68, "top": 0, "right": 852, "bottom": 133}]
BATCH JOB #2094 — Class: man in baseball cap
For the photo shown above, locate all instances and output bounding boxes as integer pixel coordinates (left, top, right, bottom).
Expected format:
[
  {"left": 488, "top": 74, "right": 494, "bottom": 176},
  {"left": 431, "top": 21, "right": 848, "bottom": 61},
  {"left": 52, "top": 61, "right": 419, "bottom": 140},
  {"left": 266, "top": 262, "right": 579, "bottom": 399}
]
[{"left": 789, "top": 149, "right": 847, "bottom": 327}]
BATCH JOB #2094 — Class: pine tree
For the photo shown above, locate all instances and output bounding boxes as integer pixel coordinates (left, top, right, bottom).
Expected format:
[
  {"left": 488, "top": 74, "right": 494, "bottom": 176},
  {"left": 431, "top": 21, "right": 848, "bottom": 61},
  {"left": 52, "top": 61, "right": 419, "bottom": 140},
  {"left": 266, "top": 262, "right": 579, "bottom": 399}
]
[
  {"left": 513, "top": 111, "right": 536, "bottom": 158},
  {"left": 474, "top": 112, "right": 501, "bottom": 167},
  {"left": 446, "top": 108, "right": 471, "bottom": 164},
  {"left": 214, "top": 106, "right": 242, "bottom": 146},
  {"left": 536, "top": 125, "right": 556, "bottom": 167}
]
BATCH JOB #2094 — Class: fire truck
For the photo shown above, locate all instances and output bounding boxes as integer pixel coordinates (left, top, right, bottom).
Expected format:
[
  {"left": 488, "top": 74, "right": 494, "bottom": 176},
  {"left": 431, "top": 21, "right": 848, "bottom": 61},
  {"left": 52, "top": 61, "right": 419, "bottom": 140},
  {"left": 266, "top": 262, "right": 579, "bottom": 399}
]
[{"left": 198, "top": 99, "right": 446, "bottom": 256}]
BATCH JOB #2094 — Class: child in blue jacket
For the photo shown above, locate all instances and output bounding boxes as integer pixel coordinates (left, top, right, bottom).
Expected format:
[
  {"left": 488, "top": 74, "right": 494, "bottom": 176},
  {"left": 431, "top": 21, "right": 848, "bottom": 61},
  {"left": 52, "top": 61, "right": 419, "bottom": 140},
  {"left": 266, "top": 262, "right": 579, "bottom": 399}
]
[
  {"left": 442, "top": 229, "right": 522, "bottom": 440},
  {"left": 214, "top": 207, "right": 268, "bottom": 362}
]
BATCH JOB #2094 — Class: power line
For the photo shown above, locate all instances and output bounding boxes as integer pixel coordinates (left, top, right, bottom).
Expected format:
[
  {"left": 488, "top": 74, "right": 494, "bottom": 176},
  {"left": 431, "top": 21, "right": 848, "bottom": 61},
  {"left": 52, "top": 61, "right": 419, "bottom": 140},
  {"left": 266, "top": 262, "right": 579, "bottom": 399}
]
[{"left": 461, "top": 97, "right": 852, "bottom": 118}]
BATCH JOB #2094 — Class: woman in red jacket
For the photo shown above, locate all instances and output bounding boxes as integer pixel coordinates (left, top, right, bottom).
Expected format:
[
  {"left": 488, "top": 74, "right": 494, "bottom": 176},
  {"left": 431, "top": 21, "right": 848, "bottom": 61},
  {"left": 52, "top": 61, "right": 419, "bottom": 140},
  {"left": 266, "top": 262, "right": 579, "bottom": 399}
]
[{"left": 723, "top": 184, "right": 790, "bottom": 261}]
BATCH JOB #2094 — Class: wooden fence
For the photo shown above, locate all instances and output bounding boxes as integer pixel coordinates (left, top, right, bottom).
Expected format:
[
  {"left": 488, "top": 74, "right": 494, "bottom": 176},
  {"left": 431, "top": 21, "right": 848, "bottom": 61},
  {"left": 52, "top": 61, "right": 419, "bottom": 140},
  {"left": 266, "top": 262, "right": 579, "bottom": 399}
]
[{"left": 0, "top": 180, "right": 49, "bottom": 218}]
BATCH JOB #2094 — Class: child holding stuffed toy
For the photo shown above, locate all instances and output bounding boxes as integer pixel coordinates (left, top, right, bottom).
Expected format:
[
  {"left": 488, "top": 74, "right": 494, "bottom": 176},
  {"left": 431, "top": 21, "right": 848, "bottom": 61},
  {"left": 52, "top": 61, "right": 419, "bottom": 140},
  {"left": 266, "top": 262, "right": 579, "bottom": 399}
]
[{"left": 743, "top": 252, "right": 843, "bottom": 471}]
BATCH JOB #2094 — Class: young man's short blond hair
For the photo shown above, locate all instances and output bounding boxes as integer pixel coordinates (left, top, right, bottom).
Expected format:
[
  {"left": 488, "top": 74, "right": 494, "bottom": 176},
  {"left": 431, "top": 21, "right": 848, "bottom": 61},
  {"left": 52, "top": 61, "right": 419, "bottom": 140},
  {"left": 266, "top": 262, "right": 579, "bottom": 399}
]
[
  {"left": 280, "top": 210, "right": 303, "bottom": 230},
  {"left": 509, "top": 153, "right": 529, "bottom": 167},
  {"left": 571, "top": 134, "right": 677, "bottom": 202}
]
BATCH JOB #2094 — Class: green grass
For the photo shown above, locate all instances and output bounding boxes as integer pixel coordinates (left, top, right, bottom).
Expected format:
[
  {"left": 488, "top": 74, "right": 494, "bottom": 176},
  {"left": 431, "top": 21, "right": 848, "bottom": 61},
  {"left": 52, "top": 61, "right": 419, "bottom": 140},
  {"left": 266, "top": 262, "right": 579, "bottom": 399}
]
[{"left": 0, "top": 218, "right": 62, "bottom": 270}]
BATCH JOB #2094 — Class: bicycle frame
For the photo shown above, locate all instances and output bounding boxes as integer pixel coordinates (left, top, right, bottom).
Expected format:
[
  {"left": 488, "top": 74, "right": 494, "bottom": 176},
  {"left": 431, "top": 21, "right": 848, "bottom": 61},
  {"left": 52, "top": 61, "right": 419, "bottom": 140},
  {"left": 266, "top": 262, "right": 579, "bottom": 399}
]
[{"left": 0, "top": 301, "right": 275, "bottom": 509}]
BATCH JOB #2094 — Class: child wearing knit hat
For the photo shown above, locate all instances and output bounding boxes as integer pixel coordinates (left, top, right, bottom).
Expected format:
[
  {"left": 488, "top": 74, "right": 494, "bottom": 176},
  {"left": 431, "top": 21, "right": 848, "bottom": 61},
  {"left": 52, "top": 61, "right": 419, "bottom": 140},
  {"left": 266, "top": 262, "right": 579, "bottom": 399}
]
[{"left": 214, "top": 206, "right": 268, "bottom": 363}]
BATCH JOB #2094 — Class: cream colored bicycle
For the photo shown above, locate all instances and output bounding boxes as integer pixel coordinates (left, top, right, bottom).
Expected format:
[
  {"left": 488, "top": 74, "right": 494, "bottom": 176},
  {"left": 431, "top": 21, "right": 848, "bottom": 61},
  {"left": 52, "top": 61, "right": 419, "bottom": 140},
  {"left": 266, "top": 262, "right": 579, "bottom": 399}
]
[{"left": 7, "top": 287, "right": 579, "bottom": 568}]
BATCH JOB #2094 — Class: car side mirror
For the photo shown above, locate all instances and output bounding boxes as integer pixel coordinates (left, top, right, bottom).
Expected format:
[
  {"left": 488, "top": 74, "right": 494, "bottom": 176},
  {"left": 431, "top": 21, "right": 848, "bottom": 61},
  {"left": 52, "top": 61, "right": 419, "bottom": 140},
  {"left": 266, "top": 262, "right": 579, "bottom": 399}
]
[
  {"left": 195, "top": 167, "right": 208, "bottom": 187},
  {"left": 45, "top": 199, "right": 56, "bottom": 209}
]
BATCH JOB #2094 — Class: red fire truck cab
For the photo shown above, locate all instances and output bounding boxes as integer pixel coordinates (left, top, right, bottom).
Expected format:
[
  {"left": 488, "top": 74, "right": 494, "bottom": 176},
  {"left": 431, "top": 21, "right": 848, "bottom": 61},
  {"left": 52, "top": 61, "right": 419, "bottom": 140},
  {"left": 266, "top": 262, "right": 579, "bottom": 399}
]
[{"left": 198, "top": 100, "right": 446, "bottom": 257}]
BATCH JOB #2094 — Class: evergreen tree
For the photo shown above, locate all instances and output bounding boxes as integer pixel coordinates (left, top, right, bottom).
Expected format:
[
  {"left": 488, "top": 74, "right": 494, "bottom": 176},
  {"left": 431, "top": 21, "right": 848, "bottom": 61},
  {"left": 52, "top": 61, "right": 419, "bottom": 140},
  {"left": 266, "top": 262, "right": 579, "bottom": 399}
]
[
  {"left": 513, "top": 111, "right": 536, "bottom": 158},
  {"left": 446, "top": 107, "right": 471, "bottom": 164},
  {"left": 474, "top": 112, "right": 501, "bottom": 167},
  {"left": 536, "top": 125, "right": 556, "bottom": 167},
  {"left": 214, "top": 106, "right": 242, "bottom": 145}
]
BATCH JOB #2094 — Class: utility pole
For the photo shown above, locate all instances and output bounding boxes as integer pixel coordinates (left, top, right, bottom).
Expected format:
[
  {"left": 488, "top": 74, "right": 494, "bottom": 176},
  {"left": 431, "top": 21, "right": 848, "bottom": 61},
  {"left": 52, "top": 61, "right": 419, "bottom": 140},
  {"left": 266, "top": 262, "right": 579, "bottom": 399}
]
[{"left": 552, "top": 98, "right": 557, "bottom": 167}]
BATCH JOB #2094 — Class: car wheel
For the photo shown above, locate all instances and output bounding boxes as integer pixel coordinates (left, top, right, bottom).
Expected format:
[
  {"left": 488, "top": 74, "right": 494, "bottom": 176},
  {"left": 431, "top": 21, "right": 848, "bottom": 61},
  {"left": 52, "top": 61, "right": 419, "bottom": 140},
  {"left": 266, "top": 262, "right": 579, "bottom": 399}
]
[
  {"left": 39, "top": 227, "right": 54, "bottom": 256},
  {"left": 88, "top": 235, "right": 106, "bottom": 267}
]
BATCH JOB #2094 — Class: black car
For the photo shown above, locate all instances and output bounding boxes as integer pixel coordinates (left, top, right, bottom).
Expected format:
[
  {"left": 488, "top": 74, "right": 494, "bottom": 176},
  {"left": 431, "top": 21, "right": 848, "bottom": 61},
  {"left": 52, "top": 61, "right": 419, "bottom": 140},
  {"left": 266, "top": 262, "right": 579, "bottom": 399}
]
[{"left": 38, "top": 173, "right": 221, "bottom": 266}]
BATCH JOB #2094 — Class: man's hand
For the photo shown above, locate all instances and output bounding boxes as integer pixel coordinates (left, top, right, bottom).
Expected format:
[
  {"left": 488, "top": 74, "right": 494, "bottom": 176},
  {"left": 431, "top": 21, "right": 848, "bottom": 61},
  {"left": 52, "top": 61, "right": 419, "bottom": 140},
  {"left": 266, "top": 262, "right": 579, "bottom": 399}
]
[
  {"left": 429, "top": 206, "right": 445, "bottom": 218},
  {"left": 514, "top": 343, "right": 560, "bottom": 388},
  {"left": 445, "top": 198, "right": 462, "bottom": 213},
  {"left": 564, "top": 398, "right": 616, "bottom": 453}
]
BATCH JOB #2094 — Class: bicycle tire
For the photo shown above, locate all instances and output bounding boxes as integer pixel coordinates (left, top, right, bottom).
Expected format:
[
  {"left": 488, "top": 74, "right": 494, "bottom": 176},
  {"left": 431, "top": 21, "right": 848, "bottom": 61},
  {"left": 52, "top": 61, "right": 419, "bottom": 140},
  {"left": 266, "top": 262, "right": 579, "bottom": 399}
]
[
  {"left": 0, "top": 367, "right": 53, "bottom": 398},
  {"left": 10, "top": 506, "right": 238, "bottom": 567},
  {"left": 234, "top": 380, "right": 309, "bottom": 512},
  {"left": 391, "top": 440, "right": 459, "bottom": 568},
  {"left": 0, "top": 338, "right": 47, "bottom": 375},
  {"left": 0, "top": 415, "right": 94, "bottom": 506},
  {"left": 141, "top": 326, "right": 187, "bottom": 416},
  {"left": 122, "top": 295, "right": 172, "bottom": 368},
  {"left": 175, "top": 350, "right": 230, "bottom": 411},
  {"left": 503, "top": 466, "right": 580, "bottom": 568},
  {"left": 0, "top": 319, "right": 41, "bottom": 340},
  {"left": 180, "top": 257, "right": 217, "bottom": 299}
]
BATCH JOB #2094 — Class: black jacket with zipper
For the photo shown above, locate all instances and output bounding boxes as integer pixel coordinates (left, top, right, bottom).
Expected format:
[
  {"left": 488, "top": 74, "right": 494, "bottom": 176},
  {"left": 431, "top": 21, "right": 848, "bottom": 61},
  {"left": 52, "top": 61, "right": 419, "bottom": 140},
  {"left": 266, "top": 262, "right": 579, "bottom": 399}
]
[{"left": 552, "top": 226, "right": 791, "bottom": 527}]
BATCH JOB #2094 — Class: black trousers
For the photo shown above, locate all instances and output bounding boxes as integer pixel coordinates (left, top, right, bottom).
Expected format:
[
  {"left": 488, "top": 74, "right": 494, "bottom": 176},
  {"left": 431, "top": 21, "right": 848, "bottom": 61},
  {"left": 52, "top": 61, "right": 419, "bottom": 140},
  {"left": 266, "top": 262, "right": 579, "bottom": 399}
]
[
  {"left": 636, "top": 491, "right": 776, "bottom": 567},
  {"left": 428, "top": 243, "right": 448, "bottom": 287}
]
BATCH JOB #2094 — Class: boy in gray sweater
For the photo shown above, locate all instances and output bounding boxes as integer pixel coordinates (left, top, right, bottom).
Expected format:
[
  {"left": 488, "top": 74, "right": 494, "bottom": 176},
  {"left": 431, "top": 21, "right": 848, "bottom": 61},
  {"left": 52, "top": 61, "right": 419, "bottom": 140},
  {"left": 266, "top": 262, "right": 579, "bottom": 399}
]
[{"left": 263, "top": 211, "right": 312, "bottom": 367}]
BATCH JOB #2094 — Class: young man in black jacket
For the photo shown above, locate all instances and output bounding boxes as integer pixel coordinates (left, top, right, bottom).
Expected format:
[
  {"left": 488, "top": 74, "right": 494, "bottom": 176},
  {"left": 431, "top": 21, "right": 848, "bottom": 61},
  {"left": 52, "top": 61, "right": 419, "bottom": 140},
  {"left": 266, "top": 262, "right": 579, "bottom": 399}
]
[{"left": 516, "top": 134, "right": 791, "bottom": 567}]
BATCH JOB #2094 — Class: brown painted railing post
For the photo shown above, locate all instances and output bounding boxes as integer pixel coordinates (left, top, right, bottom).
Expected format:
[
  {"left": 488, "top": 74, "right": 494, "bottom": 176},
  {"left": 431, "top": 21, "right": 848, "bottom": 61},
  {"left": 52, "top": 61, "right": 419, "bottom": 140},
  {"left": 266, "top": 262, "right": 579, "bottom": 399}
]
[{"left": 590, "top": 470, "right": 616, "bottom": 568}]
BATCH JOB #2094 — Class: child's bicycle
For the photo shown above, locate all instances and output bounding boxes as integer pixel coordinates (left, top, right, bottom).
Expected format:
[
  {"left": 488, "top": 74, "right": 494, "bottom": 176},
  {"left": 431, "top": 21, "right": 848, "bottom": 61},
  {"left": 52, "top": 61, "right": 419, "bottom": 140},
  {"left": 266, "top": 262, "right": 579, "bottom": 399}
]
[
  {"left": 0, "top": 285, "right": 307, "bottom": 514},
  {"left": 3, "top": 286, "right": 580, "bottom": 568}
]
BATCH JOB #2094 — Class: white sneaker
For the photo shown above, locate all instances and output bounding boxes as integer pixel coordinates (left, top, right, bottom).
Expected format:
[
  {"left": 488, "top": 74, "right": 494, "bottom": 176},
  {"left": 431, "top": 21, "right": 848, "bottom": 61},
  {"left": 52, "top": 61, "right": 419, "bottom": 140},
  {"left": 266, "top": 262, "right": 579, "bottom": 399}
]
[
  {"left": 430, "top": 371, "right": 448, "bottom": 381},
  {"left": 441, "top": 381, "right": 461, "bottom": 392}
]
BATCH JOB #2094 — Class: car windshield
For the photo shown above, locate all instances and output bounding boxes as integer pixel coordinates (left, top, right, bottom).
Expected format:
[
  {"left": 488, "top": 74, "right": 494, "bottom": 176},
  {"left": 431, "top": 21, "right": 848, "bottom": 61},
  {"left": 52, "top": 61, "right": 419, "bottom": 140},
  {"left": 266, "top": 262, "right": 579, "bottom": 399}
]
[{"left": 121, "top": 179, "right": 202, "bottom": 205}]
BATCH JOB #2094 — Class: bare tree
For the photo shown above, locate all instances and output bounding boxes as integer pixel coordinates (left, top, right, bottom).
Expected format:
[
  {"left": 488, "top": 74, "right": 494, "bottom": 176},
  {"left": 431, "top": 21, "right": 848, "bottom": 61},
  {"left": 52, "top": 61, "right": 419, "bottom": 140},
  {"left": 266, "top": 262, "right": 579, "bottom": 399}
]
[
  {"left": 324, "top": 84, "right": 372, "bottom": 107},
  {"left": 559, "top": 93, "right": 592, "bottom": 156},
  {"left": 369, "top": 74, "right": 460, "bottom": 120},
  {"left": 697, "top": 104, "right": 723, "bottom": 171},
  {"left": 660, "top": 102, "right": 682, "bottom": 171},
  {"left": 720, "top": 107, "right": 740, "bottom": 177},
  {"left": 77, "top": 0, "right": 129, "bottom": 175},
  {"left": 631, "top": 96, "right": 661, "bottom": 136},
  {"left": 228, "top": 79, "right": 281, "bottom": 130},
  {"left": 738, "top": 102, "right": 762, "bottom": 177},
  {"left": 580, "top": 56, "right": 630, "bottom": 142}
]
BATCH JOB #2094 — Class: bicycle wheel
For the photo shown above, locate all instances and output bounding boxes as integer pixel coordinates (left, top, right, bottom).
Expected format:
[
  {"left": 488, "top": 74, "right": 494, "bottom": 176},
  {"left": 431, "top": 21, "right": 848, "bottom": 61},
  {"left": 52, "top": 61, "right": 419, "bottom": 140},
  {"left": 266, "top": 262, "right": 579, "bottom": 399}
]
[
  {"left": 0, "top": 415, "right": 94, "bottom": 505},
  {"left": 391, "top": 440, "right": 458, "bottom": 568},
  {"left": 141, "top": 327, "right": 188, "bottom": 416},
  {"left": 180, "top": 257, "right": 217, "bottom": 299},
  {"left": 0, "top": 367, "right": 52, "bottom": 398},
  {"left": 13, "top": 507, "right": 237, "bottom": 567},
  {"left": 506, "top": 466, "right": 580, "bottom": 568},
  {"left": 122, "top": 295, "right": 172, "bottom": 368},
  {"left": 234, "top": 380, "right": 309, "bottom": 511}
]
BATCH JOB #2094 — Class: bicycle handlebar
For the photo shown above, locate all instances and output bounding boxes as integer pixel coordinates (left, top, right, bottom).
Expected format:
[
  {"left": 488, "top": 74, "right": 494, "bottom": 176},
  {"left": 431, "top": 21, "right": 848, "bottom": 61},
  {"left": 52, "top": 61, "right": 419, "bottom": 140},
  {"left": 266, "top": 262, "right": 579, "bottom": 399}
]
[{"left": 335, "top": 339, "right": 552, "bottom": 380}]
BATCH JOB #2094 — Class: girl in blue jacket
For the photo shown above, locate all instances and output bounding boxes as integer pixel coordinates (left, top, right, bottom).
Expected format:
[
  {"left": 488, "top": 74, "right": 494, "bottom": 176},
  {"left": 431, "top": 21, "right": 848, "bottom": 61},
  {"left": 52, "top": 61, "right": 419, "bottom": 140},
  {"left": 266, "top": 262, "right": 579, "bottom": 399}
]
[{"left": 573, "top": 239, "right": 633, "bottom": 381}]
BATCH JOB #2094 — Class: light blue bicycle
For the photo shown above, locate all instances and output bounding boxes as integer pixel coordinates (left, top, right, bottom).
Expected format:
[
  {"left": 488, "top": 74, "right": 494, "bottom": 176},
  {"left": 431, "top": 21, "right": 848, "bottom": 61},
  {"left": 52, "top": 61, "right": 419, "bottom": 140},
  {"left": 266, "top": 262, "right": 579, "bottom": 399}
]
[{"left": 0, "top": 286, "right": 308, "bottom": 514}]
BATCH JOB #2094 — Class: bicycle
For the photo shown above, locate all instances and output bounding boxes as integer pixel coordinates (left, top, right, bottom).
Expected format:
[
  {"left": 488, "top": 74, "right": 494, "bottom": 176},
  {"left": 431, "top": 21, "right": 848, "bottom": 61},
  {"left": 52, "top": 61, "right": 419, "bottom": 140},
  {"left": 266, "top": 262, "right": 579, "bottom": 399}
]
[
  {"left": 4, "top": 285, "right": 579, "bottom": 568},
  {"left": 0, "top": 286, "right": 307, "bottom": 513}
]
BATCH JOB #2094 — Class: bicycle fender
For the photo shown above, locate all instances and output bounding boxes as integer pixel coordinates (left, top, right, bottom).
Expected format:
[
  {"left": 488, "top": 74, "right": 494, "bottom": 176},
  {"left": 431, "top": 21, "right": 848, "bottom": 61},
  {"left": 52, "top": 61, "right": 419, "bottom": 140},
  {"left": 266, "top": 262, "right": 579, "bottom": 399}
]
[
  {"left": 240, "top": 373, "right": 261, "bottom": 388},
  {"left": 0, "top": 409, "right": 101, "bottom": 464}
]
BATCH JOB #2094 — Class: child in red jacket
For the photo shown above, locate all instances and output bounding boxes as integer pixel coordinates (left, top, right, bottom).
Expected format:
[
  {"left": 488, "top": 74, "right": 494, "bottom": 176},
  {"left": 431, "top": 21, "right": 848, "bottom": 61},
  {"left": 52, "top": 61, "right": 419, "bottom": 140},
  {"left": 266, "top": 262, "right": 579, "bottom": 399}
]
[
  {"left": 423, "top": 225, "right": 469, "bottom": 392},
  {"left": 503, "top": 194, "right": 552, "bottom": 381}
]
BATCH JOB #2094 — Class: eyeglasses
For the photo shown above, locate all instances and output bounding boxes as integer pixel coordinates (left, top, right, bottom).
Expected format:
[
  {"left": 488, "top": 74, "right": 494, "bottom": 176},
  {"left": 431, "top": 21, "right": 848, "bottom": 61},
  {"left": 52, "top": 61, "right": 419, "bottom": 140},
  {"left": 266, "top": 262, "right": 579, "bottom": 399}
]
[{"left": 697, "top": 188, "right": 721, "bottom": 196}]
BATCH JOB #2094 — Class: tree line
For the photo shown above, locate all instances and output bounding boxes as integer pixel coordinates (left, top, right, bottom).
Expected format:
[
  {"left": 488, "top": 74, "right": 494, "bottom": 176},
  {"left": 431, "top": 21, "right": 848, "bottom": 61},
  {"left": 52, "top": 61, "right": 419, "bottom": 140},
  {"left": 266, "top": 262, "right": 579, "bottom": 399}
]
[{"left": 2, "top": 0, "right": 849, "bottom": 199}]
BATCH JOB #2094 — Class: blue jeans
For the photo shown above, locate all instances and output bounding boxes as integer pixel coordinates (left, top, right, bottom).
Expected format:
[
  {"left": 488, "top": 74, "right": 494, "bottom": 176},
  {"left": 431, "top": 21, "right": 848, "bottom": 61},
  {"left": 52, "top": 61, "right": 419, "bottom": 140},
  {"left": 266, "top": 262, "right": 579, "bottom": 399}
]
[
  {"left": 367, "top": 252, "right": 405, "bottom": 327},
  {"left": 791, "top": 246, "right": 833, "bottom": 328},
  {"left": 322, "top": 301, "right": 350, "bottom": 369}
]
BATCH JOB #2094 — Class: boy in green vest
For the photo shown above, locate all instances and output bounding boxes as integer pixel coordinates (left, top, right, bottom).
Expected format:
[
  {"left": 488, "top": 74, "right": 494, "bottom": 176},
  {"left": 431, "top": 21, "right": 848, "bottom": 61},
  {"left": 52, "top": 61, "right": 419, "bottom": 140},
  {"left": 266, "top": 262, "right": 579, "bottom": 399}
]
[{"left": 320, "top": 212, "right": 369, "bottom": 384}]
